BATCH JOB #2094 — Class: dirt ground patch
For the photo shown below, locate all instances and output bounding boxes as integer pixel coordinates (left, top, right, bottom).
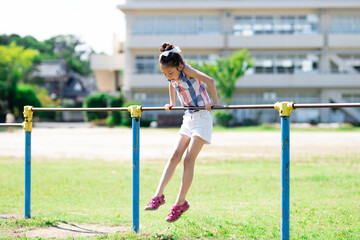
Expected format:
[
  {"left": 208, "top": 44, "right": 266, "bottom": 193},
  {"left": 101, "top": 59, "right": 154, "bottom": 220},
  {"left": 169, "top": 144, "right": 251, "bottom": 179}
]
[
  {"left": 1, "top": 127, "right": 360, "bottom": 162},
  {"left": 0, "top": 214, "right": 126, "bottom": 239},
  {"left": 0, "top": 221, "right": 126, "bottom": 239}
]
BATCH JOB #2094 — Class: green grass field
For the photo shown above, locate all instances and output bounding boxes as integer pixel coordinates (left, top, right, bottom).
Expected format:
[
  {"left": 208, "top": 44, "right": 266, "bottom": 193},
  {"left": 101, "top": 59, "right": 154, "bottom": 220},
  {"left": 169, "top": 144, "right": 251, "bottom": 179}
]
[{"left": 1, "top": 152, "right": 360, "bottom": 239}]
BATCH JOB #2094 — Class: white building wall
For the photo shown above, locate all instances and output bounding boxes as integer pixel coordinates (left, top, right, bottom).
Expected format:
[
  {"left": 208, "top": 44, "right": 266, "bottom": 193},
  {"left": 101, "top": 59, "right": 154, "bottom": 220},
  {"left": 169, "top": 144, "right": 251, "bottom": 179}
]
[{"left": 113, "top": 0, "right": 360, "bottom": 123}]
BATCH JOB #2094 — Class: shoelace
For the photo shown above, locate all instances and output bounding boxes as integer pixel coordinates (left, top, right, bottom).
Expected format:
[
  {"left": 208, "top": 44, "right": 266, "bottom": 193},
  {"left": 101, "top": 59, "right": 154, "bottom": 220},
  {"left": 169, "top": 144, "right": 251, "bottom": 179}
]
[
  {"left": 149, "top": 197, "right": 160, "bottom": 207},
  {"left": 169, "top": 206, "right": 181, "bottom": 217}
]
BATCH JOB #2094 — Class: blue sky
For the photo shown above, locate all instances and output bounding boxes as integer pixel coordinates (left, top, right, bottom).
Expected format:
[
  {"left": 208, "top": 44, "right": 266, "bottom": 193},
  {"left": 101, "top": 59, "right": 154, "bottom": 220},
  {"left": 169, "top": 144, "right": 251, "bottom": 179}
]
[{"left": 0, "top": 0, "right": 126, "bottom": 55}]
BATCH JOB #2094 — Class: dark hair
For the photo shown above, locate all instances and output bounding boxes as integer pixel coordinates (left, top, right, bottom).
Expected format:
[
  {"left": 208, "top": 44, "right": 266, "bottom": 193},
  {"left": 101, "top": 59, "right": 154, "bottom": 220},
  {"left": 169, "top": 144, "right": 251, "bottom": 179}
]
[{"left": 159, "top": 42, "right": 184, "bottom": 67}]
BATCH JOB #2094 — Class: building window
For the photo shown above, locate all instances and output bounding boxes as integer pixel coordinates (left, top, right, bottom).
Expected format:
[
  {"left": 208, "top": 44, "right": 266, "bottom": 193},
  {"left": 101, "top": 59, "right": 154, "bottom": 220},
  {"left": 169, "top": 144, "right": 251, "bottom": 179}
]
[
  {"left": 135, "top": 53, "right": 319, "bottom": 75},
  {"left": 134, "top": 16, "right": 154, "bottom": 34},
  {"left": 331, "top": 15, "right": 360, "bottom": 34},
  {"left": 134, "top": 16, "right": 221, "bottom": 35},
  {"left": 183, "top": 54, "right": 212, "bottom": 63},
  {"left": 233, "top": 14, "right": 319, "bottom": 36},
  {"left": 232, "top": 92, "right": 320, "bottom": 123},
  {"left": 252, "top": 54, "right": 318, "bottom": 74},
  {"left": 135, "top": 54, "right": 212, "bottom": 74},
  {"left": 337, "top": 54, "right": 360, "bottom": 73},
  {"left": 342, "top": 93, "right": 360, "bottom": 102},
  {"left": 135, "top": 56, "right": 159, "bottom": 74},
  {"left": 133, "top": 93, "right": 182, "bottom": 120}
]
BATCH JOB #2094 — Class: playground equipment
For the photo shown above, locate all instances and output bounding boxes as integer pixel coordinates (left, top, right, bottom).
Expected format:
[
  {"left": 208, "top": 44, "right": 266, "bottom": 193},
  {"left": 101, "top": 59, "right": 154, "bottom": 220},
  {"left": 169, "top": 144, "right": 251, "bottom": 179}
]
[{"left": 1, "top": 102, "right": 360, "bottom": 239}]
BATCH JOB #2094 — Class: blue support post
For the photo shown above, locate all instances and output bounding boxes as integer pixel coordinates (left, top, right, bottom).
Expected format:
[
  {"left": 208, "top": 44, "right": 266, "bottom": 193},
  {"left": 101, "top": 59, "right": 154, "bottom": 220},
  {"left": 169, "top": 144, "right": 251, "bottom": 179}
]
[
  {"left": 132, "top": 117, "right": 140, "bottom": 232},
  {"left": 128, "top": 105, "right": 142, "bottom": 233},
  {"left": 22, "top": 106, "right": 33, "bottom": 219},
  {"left": 281, "top": 116, "right": 290, "bottom": 240},
  {"left": 25, "top": 131, "right": 31, "bottom": 218},
  {"left": 275, "top": 101, "right": 293, "bottom": 240}
]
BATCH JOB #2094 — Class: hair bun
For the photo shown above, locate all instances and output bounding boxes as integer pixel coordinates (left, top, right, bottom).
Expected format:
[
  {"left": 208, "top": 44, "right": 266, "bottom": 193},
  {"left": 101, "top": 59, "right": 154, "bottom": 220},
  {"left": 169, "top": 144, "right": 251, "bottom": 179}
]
[{"left": 160, "top": 42, "right": 175, "bottom": 52}]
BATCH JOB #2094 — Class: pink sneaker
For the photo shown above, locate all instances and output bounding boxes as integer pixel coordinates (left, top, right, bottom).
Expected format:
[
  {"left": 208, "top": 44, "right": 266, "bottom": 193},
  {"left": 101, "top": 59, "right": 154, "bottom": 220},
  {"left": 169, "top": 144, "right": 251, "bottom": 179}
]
[
  {"left": 165, "top": 201, "right": 190, "bottom": 222},
  {"left": 144, "top": 194, "right": 165, "bottom": 210}
]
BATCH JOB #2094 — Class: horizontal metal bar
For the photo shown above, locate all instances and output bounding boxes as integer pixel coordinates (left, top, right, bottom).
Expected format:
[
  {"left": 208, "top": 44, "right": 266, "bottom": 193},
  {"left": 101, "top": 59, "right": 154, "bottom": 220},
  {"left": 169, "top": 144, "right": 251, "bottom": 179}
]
[
  {"left": 0, "top": 123, "right": 23, "bottom": 127},
  {"left": 139, "top": 103, "right": 360, "bottom": 111},
  {"left": 294, "top": 103, "right": 360, "bottom": 108},
  {"left": 32, "top": 105, "right": 275, "bottom": 112},
  {"left": 141, "top": 104, "right": 275, "bottom": 111},
  {"left": 32, "top": 107, "right": 129, "bottom": 112},
  {"left": 30, "top": 102, "right": 360, "bottom": 113}
]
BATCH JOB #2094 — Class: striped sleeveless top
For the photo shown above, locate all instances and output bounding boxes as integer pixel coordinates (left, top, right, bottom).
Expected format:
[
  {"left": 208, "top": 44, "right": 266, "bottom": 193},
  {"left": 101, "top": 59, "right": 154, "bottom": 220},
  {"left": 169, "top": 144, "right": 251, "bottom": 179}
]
[{"left": 167, "top": 70, "right": 211, "bottom": 111}]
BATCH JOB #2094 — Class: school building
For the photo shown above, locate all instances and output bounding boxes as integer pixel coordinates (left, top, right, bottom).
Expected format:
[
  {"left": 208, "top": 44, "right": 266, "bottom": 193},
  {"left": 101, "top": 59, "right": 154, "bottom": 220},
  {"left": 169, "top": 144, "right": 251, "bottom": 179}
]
[{"left": 90, "top": 0, "right": 360, "bottom": 124}]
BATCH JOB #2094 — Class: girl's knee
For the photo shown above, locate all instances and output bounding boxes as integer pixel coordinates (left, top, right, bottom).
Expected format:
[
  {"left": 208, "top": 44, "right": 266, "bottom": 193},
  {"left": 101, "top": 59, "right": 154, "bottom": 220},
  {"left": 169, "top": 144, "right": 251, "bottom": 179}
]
[
  {"left": 183, "top": 157, "right": 195, "bottom": 170},
  {"left": 169, "top": 151, "right": 182, "bottom": 165}
]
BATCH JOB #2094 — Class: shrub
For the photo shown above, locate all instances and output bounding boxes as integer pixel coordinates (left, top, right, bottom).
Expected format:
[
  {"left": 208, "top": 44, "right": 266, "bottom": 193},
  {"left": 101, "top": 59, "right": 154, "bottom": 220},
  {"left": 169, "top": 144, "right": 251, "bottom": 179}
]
[
  {"left": 14, "top": 84, "right": 41, "bottom": 118},
  {"left": 121, "top": 100, "right": 141, "bottom": 127},
  {"left": 83, "top": 93, "right": 112, "bottom": 122},
  {"left": 106, "top": 94, "right": 125, "bottom": 127},
  {"left": 33, "top": 85, "right": 61, "bottom": 120},
  {"left": 242, "top": 118, "right": 258, "bottom": 126},
  {"left": 140, "top": 119, "right": 154, "bottom": 127},
  {"left": 214, "top": 110, "right": 233, "bottom": 127}
]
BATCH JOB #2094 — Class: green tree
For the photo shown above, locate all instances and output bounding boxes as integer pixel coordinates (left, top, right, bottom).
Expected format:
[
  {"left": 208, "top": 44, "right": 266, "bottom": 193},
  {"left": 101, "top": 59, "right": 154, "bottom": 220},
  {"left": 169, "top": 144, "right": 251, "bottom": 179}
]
[
  {"left": 0, "top": 34, "right": 94, "bottom": 77},
  {"left": 45, "top": 35, "right": 94, "bottom": 76},
  {"left": 190, "top": 49, "right": 254, "bottom": 105},
  {"left": 0, "top": 34, "right": 51, "bottom": 54},
  {"left": 0, "top": 42, "right": 39, "bottom": 113},
  {"left": 0, "top": 34, "right": 52, "bottom": 63}
]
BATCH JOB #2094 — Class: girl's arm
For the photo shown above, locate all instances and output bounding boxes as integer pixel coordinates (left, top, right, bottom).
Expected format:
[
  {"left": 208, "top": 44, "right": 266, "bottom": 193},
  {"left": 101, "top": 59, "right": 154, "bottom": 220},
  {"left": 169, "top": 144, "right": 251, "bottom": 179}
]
[
  {"left": 183, "top": 64, "right": 219, "bottom": 110},
  {"left": 165, "top": 82, "right": 176, "bottom": 111}
]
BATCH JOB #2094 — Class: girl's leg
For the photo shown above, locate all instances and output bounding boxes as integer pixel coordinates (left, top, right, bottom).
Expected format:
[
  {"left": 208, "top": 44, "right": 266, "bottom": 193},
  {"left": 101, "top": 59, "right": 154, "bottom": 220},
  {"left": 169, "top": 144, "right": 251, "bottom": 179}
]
[
  {"left": 154, "top": 134, "right": 191, "bottom": 197},
  {"left": 175, "top": 136, "right": 206, "bottom": 205}
]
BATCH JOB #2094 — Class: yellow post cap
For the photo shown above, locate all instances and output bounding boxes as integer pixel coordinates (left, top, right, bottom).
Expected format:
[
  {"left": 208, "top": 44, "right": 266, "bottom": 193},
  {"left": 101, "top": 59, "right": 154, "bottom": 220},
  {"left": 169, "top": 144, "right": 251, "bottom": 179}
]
[
  {"left": 274, "top": 101, "right": 294, "bottom": 117},
  {"left": 127, "top": 105, "right": 142, "bottom": 118},
  {"left": 22, "top": 106, "right": 33, "bottom": 132}
]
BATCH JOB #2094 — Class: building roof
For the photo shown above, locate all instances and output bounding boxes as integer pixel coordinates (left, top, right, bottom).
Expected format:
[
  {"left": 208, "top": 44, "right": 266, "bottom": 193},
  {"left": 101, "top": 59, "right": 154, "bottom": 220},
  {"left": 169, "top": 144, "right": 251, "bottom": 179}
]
[
  {"left": 118, "top": 0, "right": 360, "bottom": 11},
  {"left": 35, "top": 60, "right": 67, "bottom": 78}
]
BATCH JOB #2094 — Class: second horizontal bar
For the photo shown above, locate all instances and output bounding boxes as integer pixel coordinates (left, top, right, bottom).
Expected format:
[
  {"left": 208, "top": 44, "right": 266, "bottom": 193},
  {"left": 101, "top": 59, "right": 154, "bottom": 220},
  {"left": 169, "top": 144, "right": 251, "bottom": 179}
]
[
  {"left": 32, "top": 107, "right": 129, "bottom": 112},
  {"left": 293, "top": 103, "right": 360, "bottom": 108},
  {"left": 30, "top": 102, "right": 360, "bottom": 113}
]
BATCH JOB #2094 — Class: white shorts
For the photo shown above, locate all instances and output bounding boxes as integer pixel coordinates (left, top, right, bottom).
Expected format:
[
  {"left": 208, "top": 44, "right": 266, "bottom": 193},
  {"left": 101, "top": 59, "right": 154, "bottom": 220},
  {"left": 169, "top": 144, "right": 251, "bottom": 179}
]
[{"left": 179, "top": 110, "right": 213, "bottom": 144}]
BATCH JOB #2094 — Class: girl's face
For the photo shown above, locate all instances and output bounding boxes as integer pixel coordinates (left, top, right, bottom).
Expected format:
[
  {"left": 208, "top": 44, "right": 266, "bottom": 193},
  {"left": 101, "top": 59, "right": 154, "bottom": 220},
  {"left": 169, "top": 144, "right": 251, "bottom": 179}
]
[{"left": 160, "top": 64, "right": 184, "bottom": 82}]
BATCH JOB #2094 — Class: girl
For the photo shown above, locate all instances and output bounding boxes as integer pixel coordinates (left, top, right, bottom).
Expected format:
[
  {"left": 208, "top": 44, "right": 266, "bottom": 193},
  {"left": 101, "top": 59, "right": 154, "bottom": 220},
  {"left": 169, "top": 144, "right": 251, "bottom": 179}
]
[{"left": 144, "top": 42, "right": 219, "bottom": 222}]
